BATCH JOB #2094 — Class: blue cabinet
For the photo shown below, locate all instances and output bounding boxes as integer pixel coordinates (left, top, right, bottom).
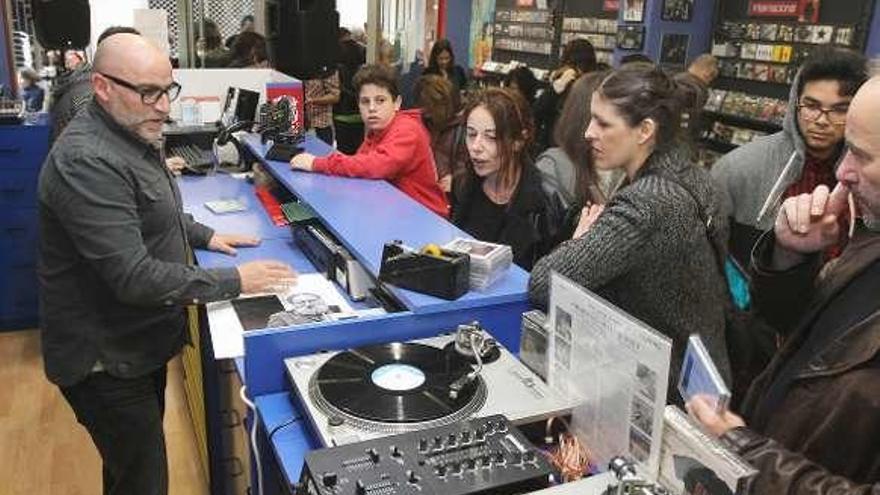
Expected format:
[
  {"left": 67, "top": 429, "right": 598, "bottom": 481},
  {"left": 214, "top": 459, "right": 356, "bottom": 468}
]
[{"left": 0, "top": 116, "right": 50, "bottom": 330}]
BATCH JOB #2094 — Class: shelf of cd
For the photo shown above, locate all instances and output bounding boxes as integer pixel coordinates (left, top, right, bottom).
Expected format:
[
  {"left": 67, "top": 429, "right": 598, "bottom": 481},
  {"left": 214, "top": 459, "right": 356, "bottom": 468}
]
[
  {"left": 491, "top": 7, "right": 557, "bottom": 66},
  {"left": 702, "top": 110, "right": 782, "bottom": 134}
]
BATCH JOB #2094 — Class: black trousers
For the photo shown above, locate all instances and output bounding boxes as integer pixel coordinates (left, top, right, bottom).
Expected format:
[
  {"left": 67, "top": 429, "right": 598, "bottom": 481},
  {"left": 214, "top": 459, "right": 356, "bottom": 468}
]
[
  {"left": 314, "top": 126, "right": 335, "bottom": 146},
  {"left": 60, "top": 365, "right": 169, "bottom": 495}
]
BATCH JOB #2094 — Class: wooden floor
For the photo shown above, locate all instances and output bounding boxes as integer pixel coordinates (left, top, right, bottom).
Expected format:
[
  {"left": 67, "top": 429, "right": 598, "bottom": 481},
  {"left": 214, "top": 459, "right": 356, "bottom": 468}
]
[{"left": 0, "top": 329, "right": 209, "bottom": 495}]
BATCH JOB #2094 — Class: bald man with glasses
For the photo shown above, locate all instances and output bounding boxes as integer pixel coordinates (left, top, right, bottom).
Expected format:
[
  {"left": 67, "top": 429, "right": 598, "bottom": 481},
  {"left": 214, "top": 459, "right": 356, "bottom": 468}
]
[{"left": 38, "top": 34, "right": 296, "bottom": 495}]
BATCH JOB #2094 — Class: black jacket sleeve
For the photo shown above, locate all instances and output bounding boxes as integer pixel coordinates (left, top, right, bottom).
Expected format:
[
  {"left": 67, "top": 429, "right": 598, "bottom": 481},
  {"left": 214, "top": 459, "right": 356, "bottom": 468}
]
[
  {"left": 183, "top": 213, "right": 215, "bottom": 249},
  {"left": 722, "top": 428, "right": 880, "bottom": 495}
]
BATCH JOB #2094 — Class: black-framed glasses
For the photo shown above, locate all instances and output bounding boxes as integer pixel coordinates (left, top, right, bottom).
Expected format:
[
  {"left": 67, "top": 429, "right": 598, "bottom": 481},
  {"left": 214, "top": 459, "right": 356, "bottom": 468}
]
[
  {"left": 99, "top": 72, "right": 181, "bottom": 105},
  {"left": 797, "top": 102, "right": 848, "bottom": 125}
]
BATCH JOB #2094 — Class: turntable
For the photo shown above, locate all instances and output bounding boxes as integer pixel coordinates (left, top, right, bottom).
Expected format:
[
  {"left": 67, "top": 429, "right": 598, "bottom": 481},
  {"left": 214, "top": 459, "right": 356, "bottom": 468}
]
[{"left": 285, "top": 322, "right": 575, "bottom": 447}]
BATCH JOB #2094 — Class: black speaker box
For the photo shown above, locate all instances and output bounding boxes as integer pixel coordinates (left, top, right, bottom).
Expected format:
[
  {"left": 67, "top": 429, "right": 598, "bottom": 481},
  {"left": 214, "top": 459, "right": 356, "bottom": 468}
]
[
  {"left": 31, "top": 0, "right": 91, "bottom": 49},
  {"left": 275, "top": 4, "right": 339, "bottom": 79}
]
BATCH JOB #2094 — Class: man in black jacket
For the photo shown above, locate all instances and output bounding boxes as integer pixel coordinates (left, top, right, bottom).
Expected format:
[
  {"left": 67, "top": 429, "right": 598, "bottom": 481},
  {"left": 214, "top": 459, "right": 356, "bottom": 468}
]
[
  {"left": 690, "top": 76, "right": 880, "bottom": 494},
  {"left": 38, "top": 34, "right": 296, "bottom": 495}
]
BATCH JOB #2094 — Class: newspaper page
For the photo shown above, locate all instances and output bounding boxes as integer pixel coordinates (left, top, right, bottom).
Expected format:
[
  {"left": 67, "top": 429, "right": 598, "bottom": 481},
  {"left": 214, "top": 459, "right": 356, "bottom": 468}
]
[
  {"left": 659, "top": 406, "right": 757, "bottom": 494},
  {"left": 547, "top": 272, "right": 672, "bottom": 479}
]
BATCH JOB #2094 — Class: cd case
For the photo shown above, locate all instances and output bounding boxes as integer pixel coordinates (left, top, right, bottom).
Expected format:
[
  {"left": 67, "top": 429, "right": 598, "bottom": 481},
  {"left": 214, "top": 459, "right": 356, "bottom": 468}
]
[
  {"left": 678, "top": 334, "right": 731, "bottom": 412},
  {"left": 205, "top": 199, "right": 248, "bottom": 214}
]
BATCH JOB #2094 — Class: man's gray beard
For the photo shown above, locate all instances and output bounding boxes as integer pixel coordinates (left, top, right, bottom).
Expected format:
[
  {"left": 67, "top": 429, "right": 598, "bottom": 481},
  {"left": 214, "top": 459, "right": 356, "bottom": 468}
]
[{"left": 125, "top": 123, "right": 162, "bottom": 148}]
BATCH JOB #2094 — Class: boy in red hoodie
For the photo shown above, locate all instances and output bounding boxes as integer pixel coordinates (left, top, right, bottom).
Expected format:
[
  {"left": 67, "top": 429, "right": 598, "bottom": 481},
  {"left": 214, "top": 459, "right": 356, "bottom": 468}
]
[{"left": 290, "top": 64, "right": 450, "bottom": 218}]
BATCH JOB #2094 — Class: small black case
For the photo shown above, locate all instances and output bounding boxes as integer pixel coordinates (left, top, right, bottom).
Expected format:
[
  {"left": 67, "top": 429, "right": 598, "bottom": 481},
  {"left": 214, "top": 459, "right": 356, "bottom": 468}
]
[{"left": 378, "top": 241, "right": 470, "bottom": 300}]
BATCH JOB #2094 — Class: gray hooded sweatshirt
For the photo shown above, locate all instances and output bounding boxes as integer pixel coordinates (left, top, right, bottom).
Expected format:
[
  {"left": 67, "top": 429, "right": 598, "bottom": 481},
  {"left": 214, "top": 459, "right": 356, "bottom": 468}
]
[{"left": 711, "top": 71, "right": 844, "bottom": 263}]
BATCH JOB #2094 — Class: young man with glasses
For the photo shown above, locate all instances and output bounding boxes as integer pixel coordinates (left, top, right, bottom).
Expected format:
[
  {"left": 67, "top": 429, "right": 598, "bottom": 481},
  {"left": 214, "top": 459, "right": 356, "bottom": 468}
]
[
  {"left": 713, "top": 48, "right": 868, "bottom": 265},
  {"left": 38, "top": 34, "right": 296, "bottom": 495}
]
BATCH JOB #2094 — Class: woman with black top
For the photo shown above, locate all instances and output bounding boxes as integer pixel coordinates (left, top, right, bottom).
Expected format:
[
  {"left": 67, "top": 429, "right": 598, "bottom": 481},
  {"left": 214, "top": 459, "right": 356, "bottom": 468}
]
[
  {"left": 451, "top": 88, "right": 556, "bottom": 270},
  {"left": 423, "top": 39, "right": 469, "bottom": 94},
  {"left": 533, "top": 39, "right": 597, "bottom": 151}
]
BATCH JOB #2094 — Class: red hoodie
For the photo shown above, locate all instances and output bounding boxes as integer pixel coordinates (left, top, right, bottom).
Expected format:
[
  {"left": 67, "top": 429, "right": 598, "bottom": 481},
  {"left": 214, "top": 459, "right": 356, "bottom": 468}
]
[{"left": 312, "top": 109, "right": 450, "bottom": 218}]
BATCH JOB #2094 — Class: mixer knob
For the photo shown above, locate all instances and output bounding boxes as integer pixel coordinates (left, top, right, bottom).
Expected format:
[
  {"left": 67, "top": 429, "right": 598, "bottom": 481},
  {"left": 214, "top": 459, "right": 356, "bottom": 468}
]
[
  {"left": 407, "top": 470, "right": 420, "bottom": 484},
  {"left": 321, "top": 472, "right": 337, "bottom": 488},
  {"left": 447, "top": 433, "right": 457, "bottom": 447}
]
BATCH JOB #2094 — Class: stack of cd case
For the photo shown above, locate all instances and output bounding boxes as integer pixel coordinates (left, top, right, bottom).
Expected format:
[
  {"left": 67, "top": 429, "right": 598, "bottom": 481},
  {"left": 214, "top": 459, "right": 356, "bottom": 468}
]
[{"left": 443, "top": 238, "right": 513, "bottom": 290}]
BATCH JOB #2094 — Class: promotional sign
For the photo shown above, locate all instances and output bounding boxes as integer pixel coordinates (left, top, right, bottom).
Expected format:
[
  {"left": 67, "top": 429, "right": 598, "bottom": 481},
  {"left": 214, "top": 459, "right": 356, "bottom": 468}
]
[{"left": 748, "top": 0, "right": 820, "bottom": 22}]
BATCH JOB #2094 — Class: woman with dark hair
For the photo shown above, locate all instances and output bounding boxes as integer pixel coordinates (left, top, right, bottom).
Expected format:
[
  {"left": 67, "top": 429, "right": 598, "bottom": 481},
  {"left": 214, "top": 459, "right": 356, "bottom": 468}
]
[
  {"left": 503, "top": 66, "right": 540, "bottom": 106},
  {"left": 535, "top": 72, "right": 624, "bottom": 242},
  {"left": 533, "top": 38, "right": 598, "bottom": 151},
  {"left": 228, "top": 31, "right": 269, "bottom": 68},
  {"left": 415, "top": 74, "right": 464, "bottom": 192},
  {"left": 423, "top": 39, "right": 468, "bottom": 94},
  {"left": 529, "top": 65, "right": 731, "bottom": 402},
  {"left": 199, "top": 19, "right": 230, "bottom": 67},
  {"left": 451, "top": 88, "right": 556, "bottom": 269}
]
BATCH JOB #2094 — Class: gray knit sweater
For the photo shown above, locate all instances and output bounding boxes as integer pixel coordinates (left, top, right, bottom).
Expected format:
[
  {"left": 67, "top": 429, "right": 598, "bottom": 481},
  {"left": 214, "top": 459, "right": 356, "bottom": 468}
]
[{"left": 529, "top": 147, "right": 732, "bottom": 401}]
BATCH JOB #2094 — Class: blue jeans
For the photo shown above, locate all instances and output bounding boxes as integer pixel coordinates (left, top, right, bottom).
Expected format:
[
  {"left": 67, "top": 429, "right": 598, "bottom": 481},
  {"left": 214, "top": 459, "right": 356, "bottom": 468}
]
[{"left": 60, "top": 365, "right": 168, "bottom": 495}]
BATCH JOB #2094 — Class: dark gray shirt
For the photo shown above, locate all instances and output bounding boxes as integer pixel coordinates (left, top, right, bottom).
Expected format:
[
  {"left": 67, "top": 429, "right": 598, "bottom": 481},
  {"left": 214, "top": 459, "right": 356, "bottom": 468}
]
[{"left": 38, "top": 100, "right": 241, "bottom": 386}]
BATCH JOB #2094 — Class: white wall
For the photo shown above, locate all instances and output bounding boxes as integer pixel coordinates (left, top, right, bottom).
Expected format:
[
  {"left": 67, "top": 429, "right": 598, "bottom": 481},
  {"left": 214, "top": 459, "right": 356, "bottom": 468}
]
[
  {"left": 88, "top": 0, "right": 150, "bottom": 55},
  {"left": 338, "top": 1, "right": 368, "bottom": 31}
]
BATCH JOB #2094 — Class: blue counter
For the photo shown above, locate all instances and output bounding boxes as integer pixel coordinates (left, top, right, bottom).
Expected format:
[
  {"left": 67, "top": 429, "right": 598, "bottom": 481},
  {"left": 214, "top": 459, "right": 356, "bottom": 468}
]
[
  {"left": 178, "top": 134, "right": 531, "bottom": 495},
  {"left": 242, "top": 133, "right": 530, "bottom": 315}
]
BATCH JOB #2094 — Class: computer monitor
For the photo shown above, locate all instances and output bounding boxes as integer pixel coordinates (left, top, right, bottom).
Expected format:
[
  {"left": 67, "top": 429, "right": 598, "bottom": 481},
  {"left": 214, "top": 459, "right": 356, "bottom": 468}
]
[{"left": 220, "top": 87, "right": 260, "bottom": 126}]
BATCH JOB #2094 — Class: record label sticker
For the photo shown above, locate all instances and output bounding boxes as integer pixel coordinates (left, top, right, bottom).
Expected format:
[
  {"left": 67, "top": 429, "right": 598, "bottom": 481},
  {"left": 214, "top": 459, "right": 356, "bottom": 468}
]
[{"left": 371, "top": 364, "right": 426, "bottom": 391}]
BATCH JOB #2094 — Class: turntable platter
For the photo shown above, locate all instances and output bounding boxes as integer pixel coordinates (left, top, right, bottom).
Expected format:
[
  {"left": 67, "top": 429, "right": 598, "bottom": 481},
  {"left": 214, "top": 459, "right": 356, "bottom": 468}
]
[{"left": 311, "top": 342, "right": 486, "bottom": 427}]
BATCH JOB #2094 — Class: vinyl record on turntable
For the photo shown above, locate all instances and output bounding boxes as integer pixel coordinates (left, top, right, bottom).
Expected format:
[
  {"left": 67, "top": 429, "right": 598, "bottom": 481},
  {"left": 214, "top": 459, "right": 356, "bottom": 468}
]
[{"left": 311, "top": 342, "right": 486, "bottom": 428}]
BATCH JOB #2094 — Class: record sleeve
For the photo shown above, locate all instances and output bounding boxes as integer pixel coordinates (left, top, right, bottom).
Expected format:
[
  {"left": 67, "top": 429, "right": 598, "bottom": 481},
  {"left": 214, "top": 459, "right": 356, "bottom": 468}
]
[
  {"left": 777, "top": 24, "right": 795, "bottom": 42},
  {"left": 834, "top": 26, "right": 854, "bottom": 46},
  {"left": 759, "top": 23, "right": 778, "bottom": 41},
  {"left": 811, "top": 25, "right": 833, "bottom": 44},
  {"left": 745, "top": 23, "right": 761, "bottom": 40},
  {"left": 755, "top": 44, "right": 773, "bottom": 61}
]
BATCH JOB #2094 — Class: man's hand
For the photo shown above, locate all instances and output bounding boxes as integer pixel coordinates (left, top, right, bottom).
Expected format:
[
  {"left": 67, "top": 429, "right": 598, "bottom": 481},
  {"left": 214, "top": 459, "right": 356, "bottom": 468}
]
[
  {"left": 572, "top": 204, "right": 605, "bottom": 239},
  {"left": 237, "top": 260, "right": 298, "bottom": 294},
  {"left": 208, "top": 233, "right": 261, "bottom": 256},
  {"left": 166, "top": 156, "right": 186, "bottom": 176},
  {"left": 290, "top": 153, "right": 316, "bottom": 171},
  {"left": 774, "top": 183, "right": 849, "bottom": 257},
  {"left": 687, "top": 396, "right": 746, "bottom": 438}
]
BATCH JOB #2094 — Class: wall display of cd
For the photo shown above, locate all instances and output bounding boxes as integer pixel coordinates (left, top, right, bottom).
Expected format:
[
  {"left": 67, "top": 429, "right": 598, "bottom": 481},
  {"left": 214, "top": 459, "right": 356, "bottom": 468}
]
[
  {"left": 661, "top": 0, "right": 694, "bottom": 22},
  {"left": 617, "top": 24, "right": 645, "bottom": 50},
  {"left": 622, "top": 0, "right": 645, "bottom": 22},
  {"left": 700, "top": 0, "right": 873, "bottom": 161}
]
